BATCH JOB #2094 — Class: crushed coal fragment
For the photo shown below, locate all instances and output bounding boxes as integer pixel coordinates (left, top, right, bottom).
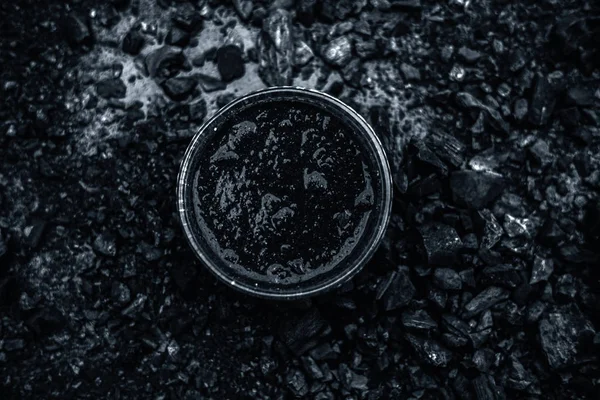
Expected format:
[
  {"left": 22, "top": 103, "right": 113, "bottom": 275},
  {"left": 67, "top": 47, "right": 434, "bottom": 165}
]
[
  {"left": 400, "top": 63, "right": 421, "bottom": 81},
  {"left": 161, "top": 77, "right": 197, "bottom": 101},
  {"left": 93, "top": 233, "right": 117, "bottom": 257},
  {"left": 418, "top": 224, "right": 463, "bottom": 265},
  {"left": 166, "top": 25, "right": 191, "bottom": 47},
  {"left": 401, "top": 309, "right": 438, "bottom": 331},
  {"left": 217, "top": 45, "right": 245, "bottom": 82},
  {"left": 280, "top": 309, "right": 328, "bottom": 355},
  {"left": 405, "top": 334, "right": 453, "bottom": 367},
  {"left": 464, "top": 287, "right": 509, "bottom": 318},
  {"left": 451, "top": 171, "right": 505, "bottom": 210},
  {"left": 322, "top": 36, "right": 352, "bottom": 67},
  {"left": 257, "top": 9, "right": 293, "bottom": 86},
  {"left": 529, "top": 72, "right": 564, "bottom": 126},
  {"left": 96, "top": 78, "right": 126, "bottom": 99},
  {"left": 377, "top": 269, "right": 415, "bottom": 311},
  {"left": 433, "top": 268, "right": 462, "bottom": 290},
  {"left": 286, "top": 368, "right": 308, "bottom": 398},
  {"left": 539, "top": 304, "right": 596, "bottom": 369},
  {"left": 145, "top": 46, "right": 185, "bottom": 79},
  {"left": 122, "top": 27, "right": 145, "bottom": 55},
  {"left": 64, "top": 14, "right": 91, "bottom": 47}
]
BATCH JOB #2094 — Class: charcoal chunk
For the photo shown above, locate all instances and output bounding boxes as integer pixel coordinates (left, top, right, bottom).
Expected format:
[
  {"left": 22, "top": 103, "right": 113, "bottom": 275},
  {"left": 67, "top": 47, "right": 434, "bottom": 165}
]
[
  {"left": 338, "top": 363, "right": 369, "bottom": 391},
  {"left": 111, "top": 281, "right": 131, "bottom": 304},
  {"left": 23, "top": 219, "right": 46, "bottom": 249},
  {"left": 539, "top": 304, "right": 595, "bottom": 369},
  {"left": 122, "top": 27, "right": 145, "bottom": 55},
  {"left": 166, "top": 26, "right": 191, "bottom": 47},
  {"left": 473, "top": 375, "right": 505, "bottom": 400},
  {"left": 161, "top": 77, "right": 196, "bottom": 101},
  {"left": 458, "top": 47, "right": 481, "bottom": 64},
  {"left": 3, "top": 339, "right": 25, "bottom": 352},
  {"left": 96, "top": 78, "right": 126, "bottom": 99},
  {"left": 145, "top": 46, "right": 185, "bottom": 79},
  {"left": 530, "top": 256, "right": 553, "bottom": 284},
  {"left": 418, "top": 223, "right": 463, "bottom": 265},
  {"left": 401, "top": 309, "right": 438, "bottom": 331},
  {"left": 296, "top": 0, "right": 317, "bottom": 25},
  {"left": 286, "top": 368, "right": 308, "bottom": 398},
  {"left": 433, "top": 268, "right": 462, "bottom": 290},
  {"left": 464, "top": 287, "right": 509, "bottom": 318},
  {"left": 232, "top": 0, "right": 254, "bottom": 21},
  {"left": 400, "top": 63, "right": 421, "bottom": 81},
  {"left": 480, "top": 264, "right": 521, "bottom": 288},
  {"left": 378, "top": 270, "right": 415, "bottom": 311},
  {"left": 479, "top": 210, "right": 503, "bottom": 249},
  {"left": 322, "top": 36, "right": 352, "bottom": 67},
  {"left": 405, "top": 334, "right": 453, "bottom": 367},
  {"left": 93, "top": 233, "right": 117, "bottom": 257},
  {"left": 217, "top": 45, "right": 245, "bottom": 82},
  {"left": 64, "top": 14, "right": 91, "bottom": 46},
  {"left": 257, "top": 9, "right": 293, "bottom": 86},
  {"left": 196, "top": 74, "right": 226, "bottom": 92},
  {"left": 280, "top": 308, "right": 328, "bottom": 355},
  {"left": 451, "top": 171, "right": 505, "bottom": 210},
  {"left": 529, "top": 72, "right": 564, "bottom": 126}
]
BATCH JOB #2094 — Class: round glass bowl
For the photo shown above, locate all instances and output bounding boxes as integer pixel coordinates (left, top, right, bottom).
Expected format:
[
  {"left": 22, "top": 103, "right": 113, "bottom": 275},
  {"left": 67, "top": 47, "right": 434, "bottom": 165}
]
[{"left": 177, "top": 87, "right": 392, "bottom": 300}]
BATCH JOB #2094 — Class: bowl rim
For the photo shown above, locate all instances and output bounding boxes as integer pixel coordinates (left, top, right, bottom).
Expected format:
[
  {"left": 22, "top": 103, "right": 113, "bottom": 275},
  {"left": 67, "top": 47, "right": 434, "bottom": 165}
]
[{"left": 177, "top": 86, "right": 393, "bottom": 300}]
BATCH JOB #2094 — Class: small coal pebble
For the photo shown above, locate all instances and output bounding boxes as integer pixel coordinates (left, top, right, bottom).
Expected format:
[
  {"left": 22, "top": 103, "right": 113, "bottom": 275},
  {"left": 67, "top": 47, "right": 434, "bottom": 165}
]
[
  {"left": 400, "top": 63, "right": 421, "bottom": 81},
  {"left": 64, "top": 14, "right": 91, "bottom": 46},
  {"left": 286, "top": 368, "right": 308, "bottom": 398},
  {"left": 93, "top": 233, "right": 117, "bottom": 257},
  {"left": 451, "top": 171, "right": 505, "bottom": 210},
  {"left": 322, "top": 36, "right": 352, "bottom": 67},
  {"left": 166, "top": 26, "right": 191, "bottom": 47},
  {"left": 378, "top": 269, "right": 416, "bottom": 311},
  {"left": 405, "top": 334, "right": 453, "bottom": 367},
  {"left": 433, "top": 268, "right": 462, "bottom": 290},
  {"left": 122, "top": 27, "right": 145, "bottom": 55},
  {"left": 161, "top": 77, "right": 197, "bottom": 101},
  {"left": 111, "top": 281, "right": 131, "bottom": 305},
  {"left": 96, "top": 78, "right": 127, "bottom": 99},
  {"left": 217, "top": 45, "right": 245, "bottom": 82},
  {"left": 539, "top": 304, "right": 595, "bottom": 369},
  {"left": 418, "top": 224, "right": 463, "bottom": 265},
  {"left": 464, "top": 287, "right": 509, "bottom": 318}
]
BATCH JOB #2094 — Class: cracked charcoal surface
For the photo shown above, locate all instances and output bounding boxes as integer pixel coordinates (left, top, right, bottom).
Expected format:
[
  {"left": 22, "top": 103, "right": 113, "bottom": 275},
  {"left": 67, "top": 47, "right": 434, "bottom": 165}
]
[
  {"left": 194, "top": 100, "right": 374, "bottom": 279},
  {"left": 1, "top": 0, "right": 600, "bottom": 399}
]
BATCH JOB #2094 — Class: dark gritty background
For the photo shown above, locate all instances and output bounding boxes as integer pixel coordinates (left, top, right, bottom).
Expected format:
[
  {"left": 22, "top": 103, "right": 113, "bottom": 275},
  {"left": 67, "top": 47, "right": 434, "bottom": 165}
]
[{"left": 1, "top": 0, "right": 600, "bottom": 398}]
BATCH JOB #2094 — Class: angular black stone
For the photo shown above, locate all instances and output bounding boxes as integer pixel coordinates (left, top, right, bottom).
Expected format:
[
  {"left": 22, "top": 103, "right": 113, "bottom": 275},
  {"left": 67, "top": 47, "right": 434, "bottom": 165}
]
[
  {"left": 450, "top": 171, "right": 505, "bottom": 210},
  {"left": 196, "top": 73, "right": 226, "bottom": 92},
  {"left": 23, "top": 219, "right": 46, "bottom": 249},
  {"left": 458, "top": 47, "right": 481, "bottom": 64},
  {"left": 530, "top": 256, "right": 553, "bottom": 284},
  {"left": 145, "top": 46, "right": 185, "bottom": 79},
  {"left": 464, "top": 287, "right": 509, "bottom": 318},
  {"left": 405, "top": 334, "right": 453, "bottom": 367},
  {"left": 122, "top": 27, "right": 145, "bottom": 55},
  {"left": 166, "top": 26, "right": 191, "bottom": 47},
  {"left": 296, "top": 0, "right": 317, "bottom": 25},
  {"left": 161, "top": 77, "right": 196, "bottom": 101},
  {"left": 286, "top": 368, "right": 308, "bottom": 398},
  {"left": 401, "top": 309, "right": 438, "bottom": 331},
  {"left": 96, "top": 78, "right": 126, "bottom": 99},
  {"left": 280, "top": 309, "right": 328, "bottom": 355},
  {"left": 480, "top": 264, "right": 521, "bottom": 288},
  {"left": 418, "top": 223, "right": 463, "bottom": 265},
  {"left": 377, "top": 270, "right": 415, "bottom": 311},
  {"left": 322, "top": 36, "right": 353, "bottom": 67},
  {"left": 217, "top": 45, "right": 245, "bottom": 82},
  {"left": 232, "top": 0, "right": 254, "bottom": 21},
  {"left": 539, "top": 304, "right": 595, "bottom": 369},
  {"left": 257, "top": 9, "right": 293, "bottom": 86},
  {"left": 111, "top": 281, "right": 131, "bottom": 304},
  {"left": 400, "top": 63, "right": 421, "bottom": 81},
  {"left": 338, "top": 363, "right": 369, "bottom": 391},
  {"left": 433, "top": 268, "right": 462, "bottom": 290},
  {"left": 529, "top": 72, "right": 564, "bottom": 126},
  {"left": 64, "top": 14, "right": 91, "bottom": 47},
  {"left": 93, "top": 233, "right": 117, "bottom": 257}
]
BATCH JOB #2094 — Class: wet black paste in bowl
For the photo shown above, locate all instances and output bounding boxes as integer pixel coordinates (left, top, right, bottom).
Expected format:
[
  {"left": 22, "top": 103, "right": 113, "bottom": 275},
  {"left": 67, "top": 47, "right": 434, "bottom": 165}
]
[{"left": 193, "top": 100, "right": 374, "bottom": 283}]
